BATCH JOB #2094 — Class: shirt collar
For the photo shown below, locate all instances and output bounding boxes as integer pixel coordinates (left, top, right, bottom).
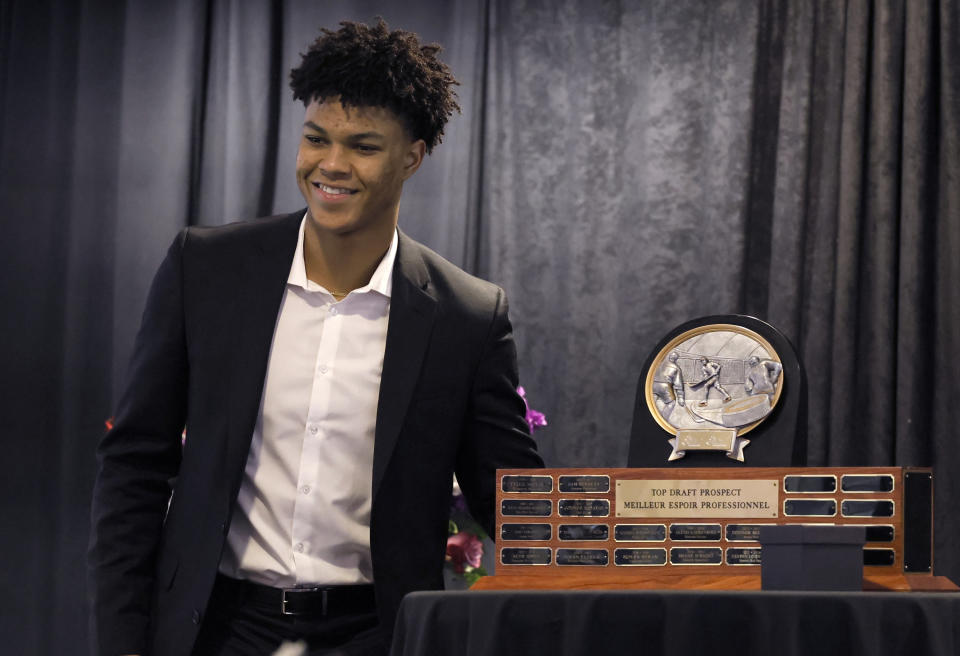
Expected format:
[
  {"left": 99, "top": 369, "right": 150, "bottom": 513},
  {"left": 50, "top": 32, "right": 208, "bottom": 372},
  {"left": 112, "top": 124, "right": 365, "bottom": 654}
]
[{"left": 287, "top": 213, "right": 397, "bottom": 299}]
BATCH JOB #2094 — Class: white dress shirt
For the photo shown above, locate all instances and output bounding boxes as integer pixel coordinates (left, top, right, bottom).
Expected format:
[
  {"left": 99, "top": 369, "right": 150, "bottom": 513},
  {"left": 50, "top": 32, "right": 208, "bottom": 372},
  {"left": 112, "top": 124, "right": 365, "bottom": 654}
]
[{"left": 219, "top": 216, "right": 396, "bottom": 587}]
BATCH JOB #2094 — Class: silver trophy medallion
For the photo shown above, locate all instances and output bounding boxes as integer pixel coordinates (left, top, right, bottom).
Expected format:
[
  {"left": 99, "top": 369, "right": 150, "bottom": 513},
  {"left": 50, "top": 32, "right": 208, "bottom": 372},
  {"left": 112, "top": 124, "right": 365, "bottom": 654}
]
[{"left": 645, "top": 324, "right": 783, "bottom": 462}]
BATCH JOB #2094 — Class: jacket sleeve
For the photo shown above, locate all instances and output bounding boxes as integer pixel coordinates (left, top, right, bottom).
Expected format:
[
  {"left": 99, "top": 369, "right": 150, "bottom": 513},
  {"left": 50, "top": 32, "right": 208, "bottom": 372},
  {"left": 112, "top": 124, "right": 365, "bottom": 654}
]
[
  {"left": 454, "top": 287, "right": 544, "bottom": 537},
  {"left": 88, "top": 230, "right": 189, "bottom": 656}
]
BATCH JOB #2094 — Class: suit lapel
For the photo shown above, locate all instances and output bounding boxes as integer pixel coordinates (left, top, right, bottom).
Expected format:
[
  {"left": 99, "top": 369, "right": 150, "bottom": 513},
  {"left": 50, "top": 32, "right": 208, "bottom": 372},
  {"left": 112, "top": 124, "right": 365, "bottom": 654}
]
[
  {"left": 226, "top": 211, "right": 302, "bottom": 483},
  {"left": 372, "top": 233, "right": 437, "bottom": 499}
]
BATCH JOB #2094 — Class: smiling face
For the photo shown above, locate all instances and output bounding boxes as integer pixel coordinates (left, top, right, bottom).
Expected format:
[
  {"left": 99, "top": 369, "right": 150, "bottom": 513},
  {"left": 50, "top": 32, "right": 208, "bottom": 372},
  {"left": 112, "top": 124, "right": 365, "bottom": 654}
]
[{"left": 296, "top": 97, "right": 425, "bottom": 240}]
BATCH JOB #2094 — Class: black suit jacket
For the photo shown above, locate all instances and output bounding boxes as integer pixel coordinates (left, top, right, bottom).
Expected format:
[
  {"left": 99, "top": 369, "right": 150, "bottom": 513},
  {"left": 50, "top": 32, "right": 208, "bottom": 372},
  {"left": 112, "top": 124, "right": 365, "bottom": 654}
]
[{"left": 88, "top": 210, "right": 543, "bottom": 656}]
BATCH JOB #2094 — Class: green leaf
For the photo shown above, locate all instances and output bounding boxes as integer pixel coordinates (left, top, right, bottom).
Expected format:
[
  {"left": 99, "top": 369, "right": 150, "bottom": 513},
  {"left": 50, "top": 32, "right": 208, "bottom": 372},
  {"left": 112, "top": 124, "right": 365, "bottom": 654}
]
[{"left": 464, "top": 566, "right": 488, "bottom": 586}]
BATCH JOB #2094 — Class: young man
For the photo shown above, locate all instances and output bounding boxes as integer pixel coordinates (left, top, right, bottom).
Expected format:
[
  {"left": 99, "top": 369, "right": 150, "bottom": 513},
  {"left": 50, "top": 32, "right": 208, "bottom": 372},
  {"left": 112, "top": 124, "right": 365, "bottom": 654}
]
[{"left": 89, "top": 20, "right": 543, "bottom": 656}]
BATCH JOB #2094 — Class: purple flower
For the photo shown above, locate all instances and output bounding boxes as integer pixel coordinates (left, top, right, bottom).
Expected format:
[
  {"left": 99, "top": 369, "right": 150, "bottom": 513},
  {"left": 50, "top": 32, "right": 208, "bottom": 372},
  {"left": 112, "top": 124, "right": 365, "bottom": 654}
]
[
  {"left": 517, "top": 386, "right": 547, "bottom": 434},
  {"left": 451, "top": 492, "right": 468, "bottom": 513}
]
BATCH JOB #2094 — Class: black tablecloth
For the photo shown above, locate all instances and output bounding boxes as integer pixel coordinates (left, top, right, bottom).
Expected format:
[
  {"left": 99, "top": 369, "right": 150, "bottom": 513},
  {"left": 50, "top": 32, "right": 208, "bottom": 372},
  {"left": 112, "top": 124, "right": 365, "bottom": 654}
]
[{"left": 389, "top": 589, "right": 960, "bottom": 656}]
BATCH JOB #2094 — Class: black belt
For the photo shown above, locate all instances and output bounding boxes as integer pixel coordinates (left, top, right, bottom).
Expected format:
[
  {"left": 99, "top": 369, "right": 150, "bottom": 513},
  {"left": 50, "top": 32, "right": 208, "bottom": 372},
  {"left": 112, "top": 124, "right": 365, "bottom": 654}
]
[{"left": 216, "top": 574, "right": 376, "bottom": 618}]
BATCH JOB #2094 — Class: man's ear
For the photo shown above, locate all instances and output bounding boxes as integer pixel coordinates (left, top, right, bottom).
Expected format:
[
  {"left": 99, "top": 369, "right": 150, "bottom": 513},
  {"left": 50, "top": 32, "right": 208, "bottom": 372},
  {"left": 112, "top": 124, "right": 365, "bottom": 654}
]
[{"left": 402, "top": 139, "right": 427, "bottom": 180}]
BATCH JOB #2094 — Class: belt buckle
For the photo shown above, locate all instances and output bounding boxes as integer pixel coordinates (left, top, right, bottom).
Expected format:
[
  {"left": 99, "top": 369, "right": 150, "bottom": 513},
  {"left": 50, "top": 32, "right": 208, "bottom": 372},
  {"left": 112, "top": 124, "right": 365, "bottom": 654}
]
[{"left": 281, "top": 587, "right": 327, "bottom": 616}]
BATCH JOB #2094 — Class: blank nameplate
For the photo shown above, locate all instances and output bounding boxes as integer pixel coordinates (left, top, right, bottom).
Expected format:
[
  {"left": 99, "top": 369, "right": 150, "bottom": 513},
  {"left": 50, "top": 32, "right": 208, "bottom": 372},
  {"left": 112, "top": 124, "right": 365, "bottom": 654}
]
[
  {"left": 852, "top": 524, "right": 895, "bottom": 542},
  {"left": 841, "top": 500, "right": 894, "bottom": 517},
  {"left": 863, "top": 548, "right": 896, "bottom": 566},
  {"left": 783, "top": 475, "right": 836, "bottom": 493},
  {"left": 841, "top": 474, "right": 894, "bottom": 493},
  {"left": 783, "top": 499, "right": 836, "bottom": 517}
]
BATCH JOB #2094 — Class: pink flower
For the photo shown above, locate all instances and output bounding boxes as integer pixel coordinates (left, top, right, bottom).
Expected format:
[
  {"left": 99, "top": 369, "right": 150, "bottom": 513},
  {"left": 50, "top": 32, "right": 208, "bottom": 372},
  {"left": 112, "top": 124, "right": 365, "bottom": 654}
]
[{"left": 446, "top": 531, "right": 483, "bottom": 573}]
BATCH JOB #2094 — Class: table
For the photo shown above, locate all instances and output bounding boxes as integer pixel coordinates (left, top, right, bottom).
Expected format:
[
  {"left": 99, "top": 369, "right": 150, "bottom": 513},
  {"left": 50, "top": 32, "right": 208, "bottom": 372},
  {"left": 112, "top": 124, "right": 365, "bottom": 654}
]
[{"left": 389, "top": 589, "right": 960, "bottom": 656}]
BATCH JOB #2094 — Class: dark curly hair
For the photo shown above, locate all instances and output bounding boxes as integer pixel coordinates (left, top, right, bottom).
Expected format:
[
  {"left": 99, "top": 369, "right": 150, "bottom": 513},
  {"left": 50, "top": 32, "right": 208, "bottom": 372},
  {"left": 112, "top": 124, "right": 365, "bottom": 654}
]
[{"left": 290, "top": 19, "right": 460, "bottom": 154}]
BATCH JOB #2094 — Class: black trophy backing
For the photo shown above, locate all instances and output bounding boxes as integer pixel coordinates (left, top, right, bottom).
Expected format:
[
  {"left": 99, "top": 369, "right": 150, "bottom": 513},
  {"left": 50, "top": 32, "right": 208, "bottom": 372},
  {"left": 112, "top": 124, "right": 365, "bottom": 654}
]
[{"left": 627, "top": 315, "right": 806, "bottom": 468}]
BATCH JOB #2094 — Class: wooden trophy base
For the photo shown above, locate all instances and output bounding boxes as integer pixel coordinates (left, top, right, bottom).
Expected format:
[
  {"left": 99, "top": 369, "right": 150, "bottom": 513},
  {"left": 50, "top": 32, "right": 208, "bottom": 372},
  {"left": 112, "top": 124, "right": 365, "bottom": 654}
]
[
  {"left": 472, "top": 572, "right": 958, "bottom": 592},
  {"left": 488, "top": 467, "right": 956, "bottom": 593}
]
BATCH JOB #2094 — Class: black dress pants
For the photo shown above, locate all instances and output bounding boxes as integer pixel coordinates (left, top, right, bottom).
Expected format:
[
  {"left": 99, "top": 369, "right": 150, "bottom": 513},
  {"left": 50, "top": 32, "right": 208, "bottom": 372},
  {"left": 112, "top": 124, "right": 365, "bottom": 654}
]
[{"left": 191, "top": 575, "right": 387, "bottom": 656}]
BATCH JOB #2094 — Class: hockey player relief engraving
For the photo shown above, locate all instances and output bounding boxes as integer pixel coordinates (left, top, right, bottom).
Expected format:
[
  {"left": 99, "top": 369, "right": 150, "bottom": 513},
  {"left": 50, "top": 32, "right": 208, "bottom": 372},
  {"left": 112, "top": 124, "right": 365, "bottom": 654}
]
[{"left": 647, "top": 325, "right": 783, "bottom": 462}]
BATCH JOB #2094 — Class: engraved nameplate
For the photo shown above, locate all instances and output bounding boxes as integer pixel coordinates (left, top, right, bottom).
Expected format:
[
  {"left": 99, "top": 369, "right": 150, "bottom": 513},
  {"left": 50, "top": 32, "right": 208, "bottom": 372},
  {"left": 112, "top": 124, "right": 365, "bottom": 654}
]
[
  {"left": 841, "top": 500, "right": 895, "bottom": 517},
  {"left": 725, "top": 524, "right": 773, "bottom": 542},
  {"left": 726, "top": 547, "right": 762, "bottom": 565},
  {"left": 669, "top": 524, "right": 722, "bottom": 541},
  {"left": 558, "top": 524, "right": 609, "bottom": 541},
  {"left": 842, "top": 474, "right": 894, "bottom": 493},
  {"left": 670, "top": 547, "right": 723, "bottom": 565},
  {"left": 558, "top": 475, "right": 610, "bottom": 493},
  {"left": 501, "top": 499, "right": 552, "bottom": 517},
  {"left": 558, "top": 499, "right": 610, "bottom": 517},
  {"left": 500, "top": 547, "right": 552, "bottom": 565},
  {"left": 614, "top": 524, "right": 667, "bottom": 542},
  {"left": 616, "top": 480, "right": 778, "bottom": 518},
  {"left": 501, "top": 523, "right": 552, "bottom": 541},
  {"left": 556, "top": 548, "right": 609, "bottom": 566},
  {"left": 501, "top": 475, "right": 553, "bottom": 493},
  {"left": 783, "top": 475, "right": 837, "bottom": 493},
  {"left": 615, "top": 548, "right": 667, "bottom": 566},
  {"left": 783, "top": 499, "right": 836, "bottom": 516}
]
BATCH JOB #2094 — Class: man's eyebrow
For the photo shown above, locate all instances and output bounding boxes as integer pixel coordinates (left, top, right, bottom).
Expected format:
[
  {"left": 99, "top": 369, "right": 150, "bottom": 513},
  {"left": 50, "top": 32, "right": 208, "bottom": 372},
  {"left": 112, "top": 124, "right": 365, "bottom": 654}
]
[
  {"left": 347, "top": 131, "right": 386, "bottom": 141},
  {"left": 302, "top": 122, "right": 386, "bottom": 141}
]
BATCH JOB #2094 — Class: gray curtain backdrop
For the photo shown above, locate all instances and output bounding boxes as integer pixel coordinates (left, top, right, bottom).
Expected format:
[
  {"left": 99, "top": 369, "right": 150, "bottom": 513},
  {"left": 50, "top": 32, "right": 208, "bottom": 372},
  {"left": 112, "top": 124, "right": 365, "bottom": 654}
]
[{"left": 1, "top": 1, "right": 957, "bottom": 654}]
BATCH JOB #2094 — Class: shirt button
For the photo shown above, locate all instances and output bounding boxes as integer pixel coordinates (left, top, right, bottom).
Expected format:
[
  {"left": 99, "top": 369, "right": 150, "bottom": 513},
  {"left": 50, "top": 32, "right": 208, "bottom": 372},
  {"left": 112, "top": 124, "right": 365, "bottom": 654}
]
[
  {"left": 308, "top": 425, "right": 319, "bottom": 435},
  {"left": 319, "top": 364, "right": 328, "bottom": 374},
  {"left": 192, "top": 609, "right": 202, "bottom": 625},
  {"left": 330, "top": 307, "right": 338, "bottom": 315},
  {"left": 295, "top": 542, "right": 305, "bottom": 553},
  {"left": 301, "top": 485, "right": 311, "bottom": 495}
]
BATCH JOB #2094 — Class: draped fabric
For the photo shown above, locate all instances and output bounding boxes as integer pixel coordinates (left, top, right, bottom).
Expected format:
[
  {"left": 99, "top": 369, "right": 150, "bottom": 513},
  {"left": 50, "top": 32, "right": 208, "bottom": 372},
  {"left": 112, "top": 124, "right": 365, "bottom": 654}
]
[
  {"left": 482, "top": 0, "right": 959, "bottom": 595},
  {"left": 1, "top": 1, "right": 957, "bottom": 653}
]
